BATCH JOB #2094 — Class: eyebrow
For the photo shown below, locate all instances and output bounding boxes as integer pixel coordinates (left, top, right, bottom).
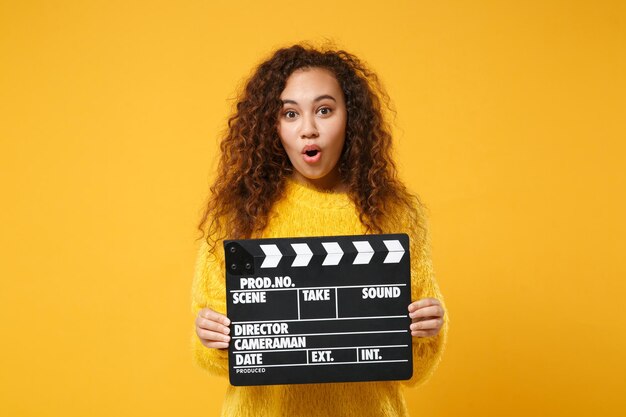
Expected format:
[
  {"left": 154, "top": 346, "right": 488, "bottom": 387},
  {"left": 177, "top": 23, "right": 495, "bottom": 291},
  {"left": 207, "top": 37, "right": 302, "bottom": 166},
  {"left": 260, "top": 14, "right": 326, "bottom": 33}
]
[{"left": 281, "top": 95, "right": 337, "bottom": 105}]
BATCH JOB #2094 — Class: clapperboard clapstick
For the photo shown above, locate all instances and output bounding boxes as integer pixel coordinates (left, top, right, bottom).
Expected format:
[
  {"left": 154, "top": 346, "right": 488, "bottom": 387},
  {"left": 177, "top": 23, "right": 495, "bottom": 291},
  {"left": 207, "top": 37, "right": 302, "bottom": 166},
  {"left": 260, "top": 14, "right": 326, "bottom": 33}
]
[{"left": 224, "top": 233, "right": 413, "bottom": 386}]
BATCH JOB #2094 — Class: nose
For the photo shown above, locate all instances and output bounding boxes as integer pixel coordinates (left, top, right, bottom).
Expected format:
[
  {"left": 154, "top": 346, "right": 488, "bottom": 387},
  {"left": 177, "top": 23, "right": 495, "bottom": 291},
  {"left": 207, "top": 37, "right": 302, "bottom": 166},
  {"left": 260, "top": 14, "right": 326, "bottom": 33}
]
[{"left": 299, "top": 113, "right": 319, "bottom": 139}]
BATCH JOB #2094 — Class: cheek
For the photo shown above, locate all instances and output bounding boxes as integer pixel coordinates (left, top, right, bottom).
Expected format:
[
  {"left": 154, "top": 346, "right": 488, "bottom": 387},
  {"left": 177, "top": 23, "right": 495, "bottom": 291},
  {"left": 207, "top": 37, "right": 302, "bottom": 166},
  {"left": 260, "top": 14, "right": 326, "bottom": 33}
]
[
  {"left": 278, "top": 135, "right": 297, "bottom": 156},
  {"left": 276, "top": 125, "right": 289, "bottom": 147},
  {"left": 330, "top": 120, "right": 347, "bottom": 147}
]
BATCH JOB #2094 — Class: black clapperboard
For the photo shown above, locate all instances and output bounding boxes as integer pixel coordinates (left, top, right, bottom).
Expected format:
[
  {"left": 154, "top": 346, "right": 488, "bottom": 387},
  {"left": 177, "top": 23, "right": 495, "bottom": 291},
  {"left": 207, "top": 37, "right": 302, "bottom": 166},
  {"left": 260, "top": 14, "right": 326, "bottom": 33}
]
[{"left": 224, "top": 233, "right": 413, "bottom": 386}]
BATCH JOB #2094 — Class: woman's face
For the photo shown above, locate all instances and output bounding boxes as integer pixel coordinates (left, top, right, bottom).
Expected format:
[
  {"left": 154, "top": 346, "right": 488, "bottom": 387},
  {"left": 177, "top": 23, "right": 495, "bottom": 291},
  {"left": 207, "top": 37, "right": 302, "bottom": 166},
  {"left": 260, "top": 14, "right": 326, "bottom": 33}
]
[{"left": 277, "top": 67, "right": 347, "bottom": 191}]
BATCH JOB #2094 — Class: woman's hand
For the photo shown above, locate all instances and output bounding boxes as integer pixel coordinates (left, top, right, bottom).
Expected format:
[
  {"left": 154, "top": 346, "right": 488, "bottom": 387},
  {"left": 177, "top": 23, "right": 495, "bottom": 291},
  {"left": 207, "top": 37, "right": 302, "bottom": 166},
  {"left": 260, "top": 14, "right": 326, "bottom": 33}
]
[
  {"left": 408, "top": 298, "right": 445, "bottom": 337},
  {"left": 195, "top": 307, "right": 231, "bottom": 349}
]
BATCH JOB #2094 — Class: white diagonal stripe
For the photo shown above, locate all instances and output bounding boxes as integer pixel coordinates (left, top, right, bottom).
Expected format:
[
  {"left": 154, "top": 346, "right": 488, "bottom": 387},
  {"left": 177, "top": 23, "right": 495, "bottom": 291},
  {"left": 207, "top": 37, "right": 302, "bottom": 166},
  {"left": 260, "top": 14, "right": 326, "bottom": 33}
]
[
  {"left": 291, "top": 243, "right": 313, "bottom": 267},
  {"left": 260, "top": 244, "right": 282, "bottom": 268},
  {"left": 321, "top": 242, "right": 343, "bottom": 266},
  {"left": 383, "top": 239, "right": 405, "bottom": 263},
  {"left": 352, "top": 241, "right": 374, "bottom": 264}
]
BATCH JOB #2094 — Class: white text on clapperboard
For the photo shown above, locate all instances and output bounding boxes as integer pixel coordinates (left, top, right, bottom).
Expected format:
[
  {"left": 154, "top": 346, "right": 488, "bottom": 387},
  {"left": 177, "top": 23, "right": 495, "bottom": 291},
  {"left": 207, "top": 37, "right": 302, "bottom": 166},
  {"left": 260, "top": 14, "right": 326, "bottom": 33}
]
[{"left": 230, "top": 275, "right": 408, "bottom": 372}]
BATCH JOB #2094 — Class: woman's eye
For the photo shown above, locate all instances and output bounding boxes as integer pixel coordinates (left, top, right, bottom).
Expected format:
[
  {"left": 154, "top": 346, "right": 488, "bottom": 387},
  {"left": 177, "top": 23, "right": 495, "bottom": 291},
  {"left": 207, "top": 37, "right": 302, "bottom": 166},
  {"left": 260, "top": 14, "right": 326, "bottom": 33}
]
[
  {"left": 318, "top": 107, "right": 332, "bottom": 115},
  {"left": 284, "top": 110, "right": 297, "bottom": 119}
]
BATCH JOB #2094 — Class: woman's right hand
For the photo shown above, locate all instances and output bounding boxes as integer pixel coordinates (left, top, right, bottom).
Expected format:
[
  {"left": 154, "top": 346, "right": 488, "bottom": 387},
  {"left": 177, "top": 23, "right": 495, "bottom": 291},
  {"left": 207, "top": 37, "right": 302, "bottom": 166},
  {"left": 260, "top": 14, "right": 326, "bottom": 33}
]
[{"left": 195, "top": 307, "right": 231, "bottom": 349}]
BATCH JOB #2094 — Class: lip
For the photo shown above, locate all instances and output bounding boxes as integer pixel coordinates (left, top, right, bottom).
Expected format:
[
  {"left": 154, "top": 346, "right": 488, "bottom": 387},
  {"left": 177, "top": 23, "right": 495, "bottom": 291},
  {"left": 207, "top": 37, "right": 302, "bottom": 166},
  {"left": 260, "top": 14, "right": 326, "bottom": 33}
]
[
  {"left": 301, "top": 144, "right": 322, "bottom": 164},
  {"left": 301, "top": 144, "right": 321, "bottom": 154}
]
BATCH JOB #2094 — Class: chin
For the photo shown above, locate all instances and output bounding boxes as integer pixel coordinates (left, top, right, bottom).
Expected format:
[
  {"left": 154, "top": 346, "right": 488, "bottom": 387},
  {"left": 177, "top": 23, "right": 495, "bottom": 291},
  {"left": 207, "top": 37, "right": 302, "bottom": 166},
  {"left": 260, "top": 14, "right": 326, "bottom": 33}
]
[{"left": 300, "top": 171, "right": 329, "bottom": 180}]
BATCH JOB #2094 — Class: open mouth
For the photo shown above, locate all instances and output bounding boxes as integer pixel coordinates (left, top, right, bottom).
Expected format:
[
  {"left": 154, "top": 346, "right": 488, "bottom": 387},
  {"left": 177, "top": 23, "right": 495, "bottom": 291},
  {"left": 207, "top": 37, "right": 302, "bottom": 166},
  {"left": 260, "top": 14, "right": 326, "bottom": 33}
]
[{"left": 302, "top": 145, "right": 322, "bottom": 163}]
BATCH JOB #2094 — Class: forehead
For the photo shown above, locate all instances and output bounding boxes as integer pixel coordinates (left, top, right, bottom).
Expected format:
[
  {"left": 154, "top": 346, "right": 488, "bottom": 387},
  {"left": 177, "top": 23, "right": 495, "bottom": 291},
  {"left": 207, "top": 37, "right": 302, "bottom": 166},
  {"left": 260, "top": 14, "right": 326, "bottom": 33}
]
[{"left": 280, "top": 67, "right": 343, "bottom": 100}]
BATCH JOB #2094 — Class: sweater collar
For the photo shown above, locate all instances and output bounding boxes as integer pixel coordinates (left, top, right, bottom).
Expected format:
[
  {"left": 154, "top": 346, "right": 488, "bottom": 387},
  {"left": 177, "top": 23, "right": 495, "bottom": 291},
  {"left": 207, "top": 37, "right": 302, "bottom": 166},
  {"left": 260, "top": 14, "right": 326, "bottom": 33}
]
[{"left": 283, "top": 176, "right": 353, "bottom": 210}]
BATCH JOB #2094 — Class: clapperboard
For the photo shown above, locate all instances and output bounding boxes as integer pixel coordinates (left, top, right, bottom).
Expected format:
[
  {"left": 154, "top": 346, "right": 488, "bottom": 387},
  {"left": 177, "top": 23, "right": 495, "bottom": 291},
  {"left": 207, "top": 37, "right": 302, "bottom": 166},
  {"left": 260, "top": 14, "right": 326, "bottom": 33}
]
[{"left": 224, "top": 233, "right": 413, "bottom": 386}]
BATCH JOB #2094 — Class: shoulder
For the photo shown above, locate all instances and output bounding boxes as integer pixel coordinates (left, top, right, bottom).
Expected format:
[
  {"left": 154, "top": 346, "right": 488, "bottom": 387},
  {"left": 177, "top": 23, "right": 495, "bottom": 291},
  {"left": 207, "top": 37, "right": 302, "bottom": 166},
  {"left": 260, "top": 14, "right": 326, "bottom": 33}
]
[{"left": 385, "top": 187, "right": 429, "bottom": 228}]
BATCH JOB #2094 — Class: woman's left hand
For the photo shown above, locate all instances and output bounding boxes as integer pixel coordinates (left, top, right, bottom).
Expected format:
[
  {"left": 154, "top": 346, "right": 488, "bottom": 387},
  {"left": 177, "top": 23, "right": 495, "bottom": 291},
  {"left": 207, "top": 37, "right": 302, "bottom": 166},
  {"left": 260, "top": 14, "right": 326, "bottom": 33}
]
[{"left": 408, "top": 298, "right": 445, "bottom": 337}]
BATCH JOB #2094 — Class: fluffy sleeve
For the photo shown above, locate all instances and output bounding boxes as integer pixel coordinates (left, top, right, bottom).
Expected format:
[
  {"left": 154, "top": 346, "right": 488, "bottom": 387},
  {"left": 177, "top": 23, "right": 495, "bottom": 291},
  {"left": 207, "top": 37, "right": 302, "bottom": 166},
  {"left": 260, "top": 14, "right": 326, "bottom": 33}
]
[
  {"left": 190, "top": 239, "right": 229, "bottom": 377},
  {"left": 399, "top": 203, "right": 449, "bottom": 388}
]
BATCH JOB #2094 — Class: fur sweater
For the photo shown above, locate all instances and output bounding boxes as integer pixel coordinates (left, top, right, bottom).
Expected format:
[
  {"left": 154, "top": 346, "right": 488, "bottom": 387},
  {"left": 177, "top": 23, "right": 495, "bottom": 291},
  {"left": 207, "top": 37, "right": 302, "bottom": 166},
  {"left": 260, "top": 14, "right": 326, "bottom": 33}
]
[{"left": 191, "top": 177, "right": 448, "bottom": 417}]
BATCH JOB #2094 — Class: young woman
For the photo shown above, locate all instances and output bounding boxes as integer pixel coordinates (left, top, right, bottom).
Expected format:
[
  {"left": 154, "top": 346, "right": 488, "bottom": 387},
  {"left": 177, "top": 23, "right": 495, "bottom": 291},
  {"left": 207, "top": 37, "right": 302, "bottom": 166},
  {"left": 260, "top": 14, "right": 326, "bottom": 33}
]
[{"left": 192, "top": 43, "right": 448, "bottom": 417}]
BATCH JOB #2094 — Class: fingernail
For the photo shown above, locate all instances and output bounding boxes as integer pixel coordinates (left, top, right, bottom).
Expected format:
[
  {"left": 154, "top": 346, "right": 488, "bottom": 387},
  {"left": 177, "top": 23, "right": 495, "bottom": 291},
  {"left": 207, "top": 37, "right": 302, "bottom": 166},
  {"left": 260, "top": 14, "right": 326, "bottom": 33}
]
[{"left": 224, "top": 327, "right": 230, "bottom": 335}]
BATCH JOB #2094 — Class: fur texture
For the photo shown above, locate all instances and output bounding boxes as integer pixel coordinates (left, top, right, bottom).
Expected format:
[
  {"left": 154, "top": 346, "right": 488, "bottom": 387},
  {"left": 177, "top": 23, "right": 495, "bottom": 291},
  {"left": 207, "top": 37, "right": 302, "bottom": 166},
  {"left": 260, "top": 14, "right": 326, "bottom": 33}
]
[{"left": 191, "top": 177, "right": 449, "bottom": 417}]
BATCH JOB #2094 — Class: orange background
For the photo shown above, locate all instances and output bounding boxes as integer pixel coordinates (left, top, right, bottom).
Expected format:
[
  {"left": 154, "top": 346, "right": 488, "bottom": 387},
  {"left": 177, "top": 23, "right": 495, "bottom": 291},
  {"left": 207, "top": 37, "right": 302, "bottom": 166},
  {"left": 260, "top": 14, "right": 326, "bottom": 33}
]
[{"left": 1, "top": 1, "right": 625, "bottom": 416}]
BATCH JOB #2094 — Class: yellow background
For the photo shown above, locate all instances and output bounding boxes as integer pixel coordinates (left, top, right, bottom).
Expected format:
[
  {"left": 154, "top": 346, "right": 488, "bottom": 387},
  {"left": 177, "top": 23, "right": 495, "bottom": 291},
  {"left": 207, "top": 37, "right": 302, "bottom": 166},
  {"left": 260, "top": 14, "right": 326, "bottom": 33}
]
[{"left": 1, "top": 1, "right": 625, "bottom": 416}]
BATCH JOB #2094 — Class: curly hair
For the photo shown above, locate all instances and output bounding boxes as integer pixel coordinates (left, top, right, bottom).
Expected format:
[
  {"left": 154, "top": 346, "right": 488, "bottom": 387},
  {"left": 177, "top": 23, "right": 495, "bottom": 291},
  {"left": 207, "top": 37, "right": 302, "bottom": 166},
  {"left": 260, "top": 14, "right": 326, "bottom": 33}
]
[{"left": 197, "top": 42, "right": 426, "bottom": 255}]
